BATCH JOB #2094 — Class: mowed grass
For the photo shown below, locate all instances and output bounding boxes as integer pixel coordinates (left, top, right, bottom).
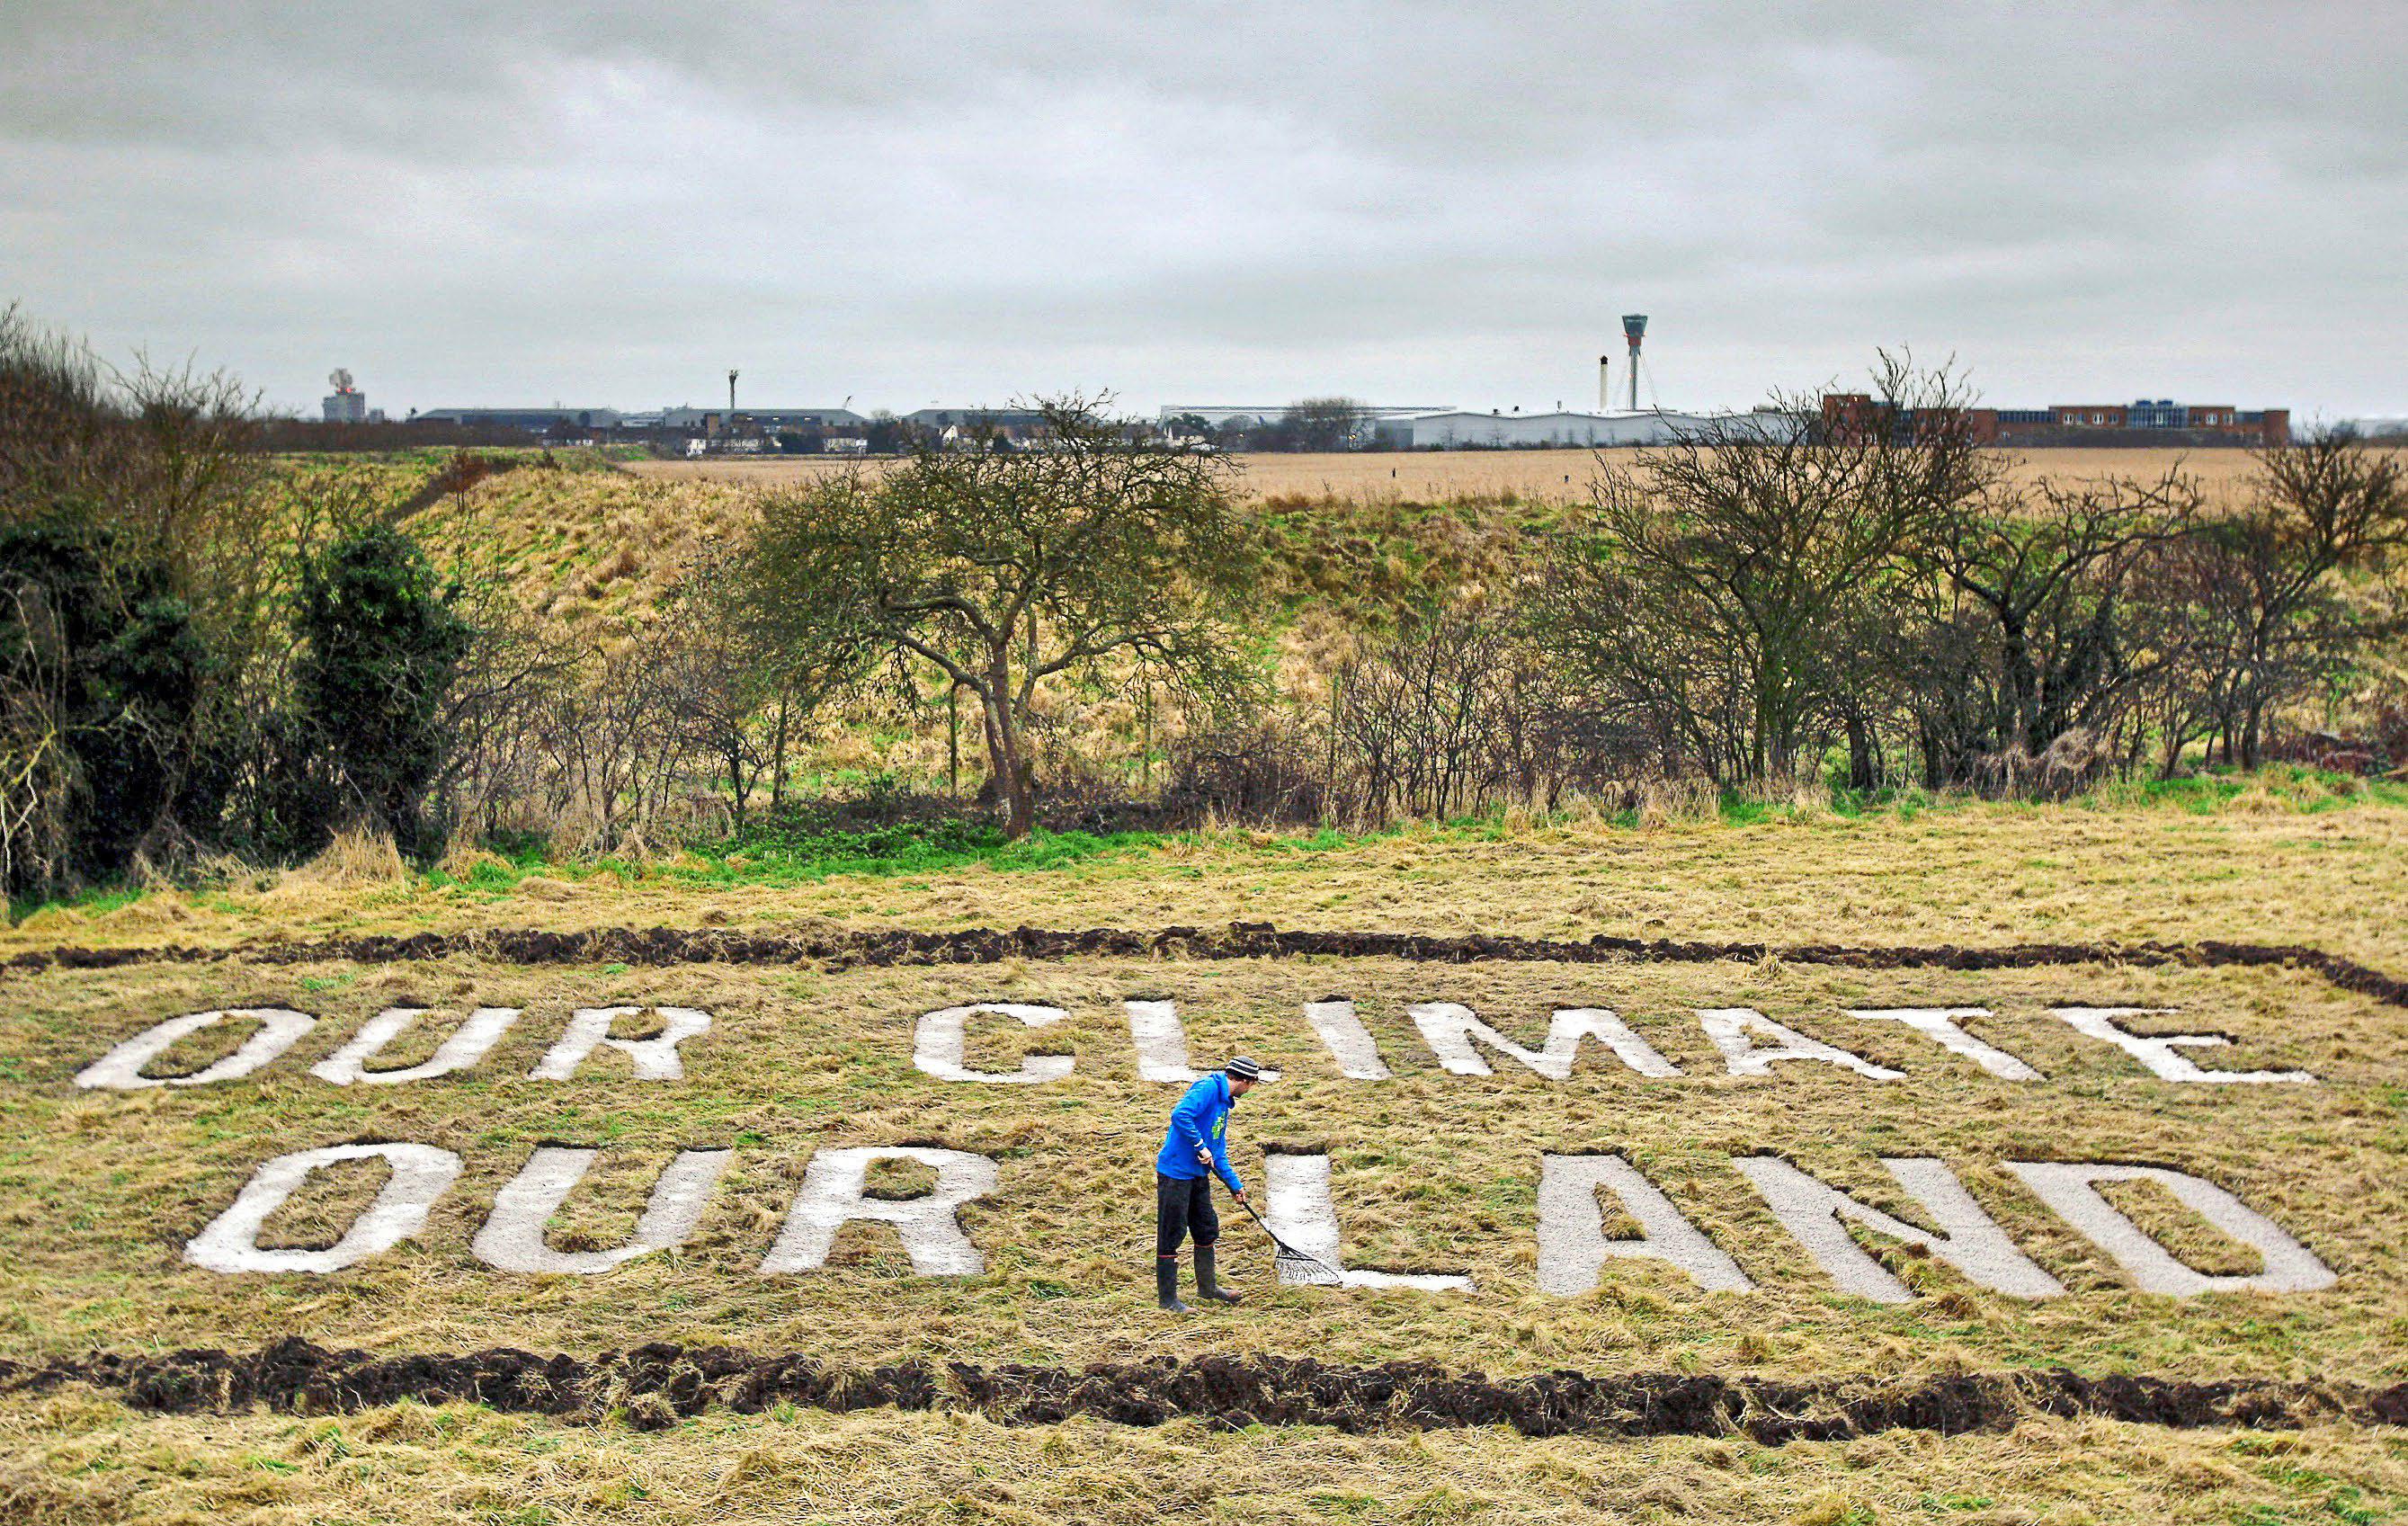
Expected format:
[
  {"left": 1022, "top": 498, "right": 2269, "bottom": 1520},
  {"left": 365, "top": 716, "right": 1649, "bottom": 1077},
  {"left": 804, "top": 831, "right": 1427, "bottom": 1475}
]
[
  {"left": 7, "top": 1397, "right": 2404, "bottom": 1525},
  {"left": 13, "top": 774, "right": 2408, "bottom": 970},
  {"left": 4, "top": 794, "right": 2408, "bottom": 1523},
  {"left": 3, "top": 951, "right": 2398, "bottom": 1375}
]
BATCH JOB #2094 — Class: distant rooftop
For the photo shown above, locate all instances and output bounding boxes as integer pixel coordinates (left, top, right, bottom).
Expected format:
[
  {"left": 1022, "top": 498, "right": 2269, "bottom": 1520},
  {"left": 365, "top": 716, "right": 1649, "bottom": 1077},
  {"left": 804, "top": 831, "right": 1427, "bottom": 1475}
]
[{"left": 1157, "top": 404, "right": 1452, "bottom": 425}]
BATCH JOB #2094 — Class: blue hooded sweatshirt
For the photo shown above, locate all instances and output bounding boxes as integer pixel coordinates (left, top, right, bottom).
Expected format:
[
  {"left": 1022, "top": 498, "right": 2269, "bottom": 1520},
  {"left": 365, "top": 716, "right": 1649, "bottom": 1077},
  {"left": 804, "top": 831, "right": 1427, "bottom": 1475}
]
[{"left": 1155, "top": 1071, "right": 1243, "bottom": 1192}]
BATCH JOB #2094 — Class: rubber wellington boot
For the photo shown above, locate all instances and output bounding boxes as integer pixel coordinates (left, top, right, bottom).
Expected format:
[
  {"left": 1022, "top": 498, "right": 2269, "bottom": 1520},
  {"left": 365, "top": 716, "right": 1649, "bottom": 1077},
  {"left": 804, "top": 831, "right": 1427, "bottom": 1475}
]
[
  {"left": 1156, "top": 1257, "right": 1189, "bottom": 1312},
  {"left": 1195, "top": 1244, "right": 1241, "bottom": 1304}
]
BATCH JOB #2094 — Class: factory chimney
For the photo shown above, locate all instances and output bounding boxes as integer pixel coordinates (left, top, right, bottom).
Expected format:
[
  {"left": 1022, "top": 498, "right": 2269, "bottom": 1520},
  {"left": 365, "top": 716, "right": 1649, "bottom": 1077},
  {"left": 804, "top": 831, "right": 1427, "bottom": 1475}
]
[
  {"left": 1621, "top": 315, "right": 1648, "bottom": 412},
  {"left": 1598, "top": 354, "right": 1611, "bottom": 412}
]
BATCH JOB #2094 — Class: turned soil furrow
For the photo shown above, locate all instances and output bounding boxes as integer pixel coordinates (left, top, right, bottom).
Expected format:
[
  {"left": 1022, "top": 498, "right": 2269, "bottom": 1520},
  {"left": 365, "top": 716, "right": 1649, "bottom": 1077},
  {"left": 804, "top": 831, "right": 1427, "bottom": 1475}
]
[
  {"left": 7, "top": 924, "right": 2404, "bottom": 1009},
  {"left": 4, "top": 1339, "right": 2403, "bottom": 1441}
]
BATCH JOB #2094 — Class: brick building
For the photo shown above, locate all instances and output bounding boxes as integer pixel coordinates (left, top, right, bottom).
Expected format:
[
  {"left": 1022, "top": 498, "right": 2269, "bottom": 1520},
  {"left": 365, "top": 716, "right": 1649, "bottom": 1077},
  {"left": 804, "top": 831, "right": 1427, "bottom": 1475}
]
[{"left": 1822, "top": 395, "right": 2288, "bottom": 447}]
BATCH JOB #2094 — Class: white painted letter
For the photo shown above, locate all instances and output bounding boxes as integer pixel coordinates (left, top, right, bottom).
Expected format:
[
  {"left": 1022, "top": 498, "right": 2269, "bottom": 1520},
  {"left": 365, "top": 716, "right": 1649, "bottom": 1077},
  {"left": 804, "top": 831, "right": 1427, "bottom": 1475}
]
[
  {"left": 1699, "top": 1009, "right": 1904, "bottom": 1080},
  {"left": 471, "top": 1146, "right": 731, "bottom": 1273},
  {"left": 2050, "top": 1007, "right": 2314, "bottom": 1084},
  {"left": 1305, "top": 998, "right": 1391, "bottom": 1081},
  {"left": 1734, "top": 1155, "right": 2064, "bottom": 1302},
  {"left": 1411, "top": 1003, "right": 1679, "bottom": 1079},
  {"left": 1123, "top": 1001, "right": 1280, "bottom": 1084},
  {"left": 760, "top": 1146, "right": 999, "bottom": 1276},
  {"left": 907, "top": 1004, "right": 1071, "bottom": 1084},
  {"left": 1846, "top": 1007, "right": 2039, "bottom": 1081},
  {"left": 1124, "top": 999, "right": 1200, "bottom": 1083},
  {"left": 528, "top": 1006, "right": 712, "bottom": 1082},
  {"left": 76, "top": 1009, "right": 316, "bottom": 1091},
  {"left": 1537, "top": 1154, "right": 1752, "bottom": 1294},
  {"left": 2006, "top": 1162, "right": 2334, "bottom": 1295},
  {"left": 1262, "top": 1153, "right": 1474, "bottom": 1291},
  {"left": 311, "top": 1007, "right": 522, "bottom": 1085},
  {"left": 184, "top": 1143, "right": 460, "bottom": 1274}
]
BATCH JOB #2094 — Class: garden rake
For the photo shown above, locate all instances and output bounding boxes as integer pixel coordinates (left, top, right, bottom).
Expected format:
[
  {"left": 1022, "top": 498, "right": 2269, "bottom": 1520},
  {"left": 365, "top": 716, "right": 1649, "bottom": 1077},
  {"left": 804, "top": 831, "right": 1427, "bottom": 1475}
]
[{"left": 1236, "top": 1194, "right": 1343, "bottom": 1286}]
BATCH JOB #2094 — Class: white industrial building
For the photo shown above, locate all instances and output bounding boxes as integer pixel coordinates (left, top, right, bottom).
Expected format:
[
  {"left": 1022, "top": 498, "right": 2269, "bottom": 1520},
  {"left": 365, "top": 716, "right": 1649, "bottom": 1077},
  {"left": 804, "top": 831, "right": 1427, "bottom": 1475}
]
[
  {"left": 660, "top": 406, "right": 865, "bottom": 432},
  {"left": 1156, "top": 404, "right": 1451, "bottom": 430},
  {"left": 1372, "top": 407, "right": 1797, "bottom": 450}
]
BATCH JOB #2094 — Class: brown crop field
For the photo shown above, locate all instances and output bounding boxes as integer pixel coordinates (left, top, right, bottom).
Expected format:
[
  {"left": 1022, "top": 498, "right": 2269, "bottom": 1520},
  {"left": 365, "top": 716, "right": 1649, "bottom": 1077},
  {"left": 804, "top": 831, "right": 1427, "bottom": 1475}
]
[
  {"left": 625, "top": 446, "right": 2281, "bottom": 507},
  {"left": 5, "top": 790, "right": 2408, "bottom": 1523}
]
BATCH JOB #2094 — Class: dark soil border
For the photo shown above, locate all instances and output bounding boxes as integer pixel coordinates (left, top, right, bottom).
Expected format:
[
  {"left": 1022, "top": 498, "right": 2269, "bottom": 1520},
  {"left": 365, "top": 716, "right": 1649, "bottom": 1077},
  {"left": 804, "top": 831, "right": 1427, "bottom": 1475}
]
[
  {"left": 3, "top": 1339, "right": 2402, "bottom": 1440},
  {"left": 6, "top": 922, "right": 2406, "bottom": 1010}
]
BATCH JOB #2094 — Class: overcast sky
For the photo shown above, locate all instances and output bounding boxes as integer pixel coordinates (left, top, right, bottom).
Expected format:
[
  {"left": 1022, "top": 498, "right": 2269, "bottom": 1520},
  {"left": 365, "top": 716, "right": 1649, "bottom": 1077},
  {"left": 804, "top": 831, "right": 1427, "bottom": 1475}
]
[{"left": 4, "top": 2, "right": 2402, "bottom": 420}]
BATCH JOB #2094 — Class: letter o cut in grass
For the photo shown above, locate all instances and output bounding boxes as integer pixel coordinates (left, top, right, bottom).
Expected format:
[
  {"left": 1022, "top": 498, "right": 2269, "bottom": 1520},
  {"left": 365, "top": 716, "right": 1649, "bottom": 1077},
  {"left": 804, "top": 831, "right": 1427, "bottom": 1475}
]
[
  {"left": 76, "top": 1009, "right": 317, "bottom": 1091},
  {"left": 184, "top": 1143, "right": 462, "bottom": 1274}
]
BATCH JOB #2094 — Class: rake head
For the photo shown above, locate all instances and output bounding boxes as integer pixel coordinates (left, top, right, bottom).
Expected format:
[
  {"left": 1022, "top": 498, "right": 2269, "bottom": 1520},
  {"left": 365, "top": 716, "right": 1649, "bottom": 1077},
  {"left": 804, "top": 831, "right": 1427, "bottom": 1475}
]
[
  {"left": 1238, "top": 1196, "right": 1343, "bottom": 1286},
  {"left": 1271, "top": 1242, "right": 1343, "bottom": 1285}
]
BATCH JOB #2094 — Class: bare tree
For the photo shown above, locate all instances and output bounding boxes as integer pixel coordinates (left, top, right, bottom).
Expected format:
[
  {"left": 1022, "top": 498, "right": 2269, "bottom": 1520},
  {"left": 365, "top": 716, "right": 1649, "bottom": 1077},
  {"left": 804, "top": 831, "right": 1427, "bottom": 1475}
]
[
  {"left": 1274, "top": 397, "right": 1371, "bottom": 452},
  {"left": 647, "top": 546, "right": 870, "bottom": 834},
  {"left": 1333, "top": 607, "right": 1519, "bottom": 822},
  {"left": 1531, "top": 355, "right": 1996, "bottom": 785},
  {"left": 1898, "top": 471, "right": 2197, "bottom": 787},
  {"left": 2195, "top": 431, "right": 2408, "bottom": 767},
  {"left": 737, "top": 398, "right": 1259, "bottom": 836}
]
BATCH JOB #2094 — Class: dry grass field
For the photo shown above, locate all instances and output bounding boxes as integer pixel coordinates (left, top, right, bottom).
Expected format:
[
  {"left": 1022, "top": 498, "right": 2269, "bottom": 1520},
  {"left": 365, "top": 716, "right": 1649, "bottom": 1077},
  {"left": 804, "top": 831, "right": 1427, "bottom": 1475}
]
[
  {"left": 10, "top": 449, "right": 2405, "bottom": 1522},
  {"left": 4, "top": 792, "right": 2407, "bottom": 1523},
  {"left": 625, "top": 447, "right": 2278, "bottom": 507}
]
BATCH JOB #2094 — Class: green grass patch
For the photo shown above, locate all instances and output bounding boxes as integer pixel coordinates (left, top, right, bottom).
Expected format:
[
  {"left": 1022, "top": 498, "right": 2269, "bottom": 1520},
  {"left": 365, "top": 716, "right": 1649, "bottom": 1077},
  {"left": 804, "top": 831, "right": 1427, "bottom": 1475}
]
[
  {"left": 668, "top": 818, "right": 1157, "bottom": 886},
  {"left": 6, "top": 882, "right": 146, "bottom": 925}
]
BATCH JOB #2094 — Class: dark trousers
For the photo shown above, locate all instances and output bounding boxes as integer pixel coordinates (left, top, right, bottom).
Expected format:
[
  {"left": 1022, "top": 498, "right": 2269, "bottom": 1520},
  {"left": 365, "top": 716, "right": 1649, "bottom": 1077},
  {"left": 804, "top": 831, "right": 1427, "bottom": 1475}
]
[{"left": 1156, "top": 1173, "right": 1219, "bottom": 1259}]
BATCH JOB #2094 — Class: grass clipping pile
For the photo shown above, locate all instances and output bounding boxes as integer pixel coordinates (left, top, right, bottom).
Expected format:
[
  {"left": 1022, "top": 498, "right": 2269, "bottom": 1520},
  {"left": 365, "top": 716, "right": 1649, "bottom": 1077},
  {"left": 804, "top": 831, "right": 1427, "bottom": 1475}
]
[{"left": 2, "top": 932, "right": 2404, "bottom": 1449}]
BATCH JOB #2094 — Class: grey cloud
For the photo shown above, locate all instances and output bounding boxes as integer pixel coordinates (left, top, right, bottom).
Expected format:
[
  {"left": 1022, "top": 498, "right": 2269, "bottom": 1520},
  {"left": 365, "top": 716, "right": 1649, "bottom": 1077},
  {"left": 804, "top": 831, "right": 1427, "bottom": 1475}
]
[{"left": 1, "top": 0, "right": 2400, "bottom": 415}]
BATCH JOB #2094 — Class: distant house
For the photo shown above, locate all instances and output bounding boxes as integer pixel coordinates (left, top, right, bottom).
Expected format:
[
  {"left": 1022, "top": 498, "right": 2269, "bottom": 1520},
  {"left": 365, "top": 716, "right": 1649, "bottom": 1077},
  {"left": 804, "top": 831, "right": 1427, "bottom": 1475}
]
[{"left": 905, "top": 407, "right": 1054, "bottom": 444}]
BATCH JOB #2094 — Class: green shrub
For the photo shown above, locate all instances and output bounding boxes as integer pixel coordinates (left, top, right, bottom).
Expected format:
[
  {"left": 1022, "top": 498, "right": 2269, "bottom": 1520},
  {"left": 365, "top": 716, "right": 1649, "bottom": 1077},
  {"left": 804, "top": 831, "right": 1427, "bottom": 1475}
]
[
  {"left": 292, "top": 525, "right": 471, "bottom": 857},
  {"left": 0, "top": 520, "right": 208, "bottom": 896}
]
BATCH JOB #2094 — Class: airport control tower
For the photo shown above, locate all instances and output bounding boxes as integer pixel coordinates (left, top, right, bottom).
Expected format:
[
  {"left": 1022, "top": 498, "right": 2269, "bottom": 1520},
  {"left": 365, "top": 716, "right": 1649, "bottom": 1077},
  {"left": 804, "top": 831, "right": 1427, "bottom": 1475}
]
[{"left": 1621, "top": 315, "right": 1647, "bottom": 411}]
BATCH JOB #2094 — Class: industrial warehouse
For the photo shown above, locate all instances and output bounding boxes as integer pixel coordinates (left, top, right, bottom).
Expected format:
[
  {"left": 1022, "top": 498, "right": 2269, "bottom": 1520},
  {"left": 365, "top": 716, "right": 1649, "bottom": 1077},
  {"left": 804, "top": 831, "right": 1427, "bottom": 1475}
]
[{"left": 323, "top": 313, "right": 2297, "bottom": 452}]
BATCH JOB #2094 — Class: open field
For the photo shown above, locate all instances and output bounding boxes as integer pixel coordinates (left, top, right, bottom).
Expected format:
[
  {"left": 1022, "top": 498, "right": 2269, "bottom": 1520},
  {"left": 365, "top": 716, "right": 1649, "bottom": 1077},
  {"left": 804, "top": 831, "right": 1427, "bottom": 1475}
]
[
  {"left": 15, "top": 437, "right": 2408, "bottom": 1522},
  {"left": 624, "top": 447, "right": 2281, "bottom": 506},
  {"left": 5, "top": 790, "right": 2407, "bottom": 1522}
]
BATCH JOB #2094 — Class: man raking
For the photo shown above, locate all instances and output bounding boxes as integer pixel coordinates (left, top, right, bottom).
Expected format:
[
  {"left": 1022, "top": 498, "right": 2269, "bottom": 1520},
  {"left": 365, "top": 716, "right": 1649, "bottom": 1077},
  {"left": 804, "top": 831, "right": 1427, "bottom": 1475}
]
[{"left": 1154, "top": 1056, "right": 1263, "bottom": 1312}]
